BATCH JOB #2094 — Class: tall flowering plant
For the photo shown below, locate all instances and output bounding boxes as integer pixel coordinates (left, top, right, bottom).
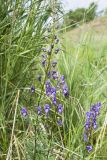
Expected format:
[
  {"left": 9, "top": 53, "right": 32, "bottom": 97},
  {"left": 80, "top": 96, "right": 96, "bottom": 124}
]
[
  {"left": 21, "top": 9, "right": 69, "bottom": 159},
  {"left": 21, "top": 24, "right": 69, "bottom": 121},
  {"left": 83, "top": 102, "right": 102, "bottom": 152}
]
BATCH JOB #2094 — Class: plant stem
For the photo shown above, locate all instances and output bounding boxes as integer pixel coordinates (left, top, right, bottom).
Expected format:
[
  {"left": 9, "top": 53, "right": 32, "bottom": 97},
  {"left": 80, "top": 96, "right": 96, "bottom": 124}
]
[
  {"left": 33, "top": 1, "right": 56, "bottom": 158},
  {"left": 33, "top": 30, "right": 54, "bottom": 160}
]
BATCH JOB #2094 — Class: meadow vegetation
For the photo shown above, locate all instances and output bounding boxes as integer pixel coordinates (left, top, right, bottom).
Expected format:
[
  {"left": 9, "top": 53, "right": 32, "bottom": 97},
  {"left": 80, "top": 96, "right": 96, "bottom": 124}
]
[{"left": 0, "top": 0, "right": 107, "bottom": 160}]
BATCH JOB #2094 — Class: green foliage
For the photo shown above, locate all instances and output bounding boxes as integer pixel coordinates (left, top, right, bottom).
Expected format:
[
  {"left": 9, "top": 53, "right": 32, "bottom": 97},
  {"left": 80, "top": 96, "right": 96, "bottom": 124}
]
[
  {"left": 64, "top": 2, "right": 97, "bottom": 29},
  {"left": 65, "top": 8, "right": 86, "bottom": 28},
  {"left": 0, "top": 0, "right": 107, "bottom": 159},
  {"left": 58, "top": 27, "right": 107, "bottom": 159},
  {"left": 0, "top": 0, "right": 55, "bottom": 159},
  {"left": 86, "top": 2, "right": 97, "bottom": 22}
]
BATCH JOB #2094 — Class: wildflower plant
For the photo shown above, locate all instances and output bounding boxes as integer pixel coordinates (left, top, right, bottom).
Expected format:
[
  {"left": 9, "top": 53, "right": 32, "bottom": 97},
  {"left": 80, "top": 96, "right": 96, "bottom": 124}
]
[
  {"left": 21, "top": 2, "right": 69, "bottom": 159},
  {"left": 35, "top": 21, "right": 69, "bottom": 124},
  {"left": 84, "top": 102, "right": 102, "bottom": 152},
  {"left": 1, "top": 0, "right": 107, "bottom": 160},
  {"left": 22, "top": 22, "right": 69, "bottom": 121}
]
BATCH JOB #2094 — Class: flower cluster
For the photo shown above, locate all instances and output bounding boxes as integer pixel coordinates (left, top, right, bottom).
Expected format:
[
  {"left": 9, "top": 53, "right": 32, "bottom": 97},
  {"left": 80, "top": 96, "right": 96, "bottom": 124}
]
[
  {"left": 37, "top": 24, "right": 69, "bottom": 125},
  {"left": 21, "top": 21, "right": 69, "bottom": 127},
  {"left": 61, "top": 76, "right": 69, "bottom": 97},
  {"left": 84, "top": 102, "right": 101, "bottom": 152}
]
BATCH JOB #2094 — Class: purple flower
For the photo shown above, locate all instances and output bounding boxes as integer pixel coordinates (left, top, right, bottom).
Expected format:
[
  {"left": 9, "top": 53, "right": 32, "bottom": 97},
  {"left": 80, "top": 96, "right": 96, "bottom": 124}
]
[
  {"left": 31, "top": 86, "right": 35, "bottom": 93},
  {"left": 93, "top": 121, "right": 97, "bottom": 130},
  {"left": 62, "top": 83, "right": 69, "bottom": 97},
  {"left": 51, "top": 87, "right": 56, "bottom": 94},
  {"left": 90, "top": 102, "right": 101, "bottom": 116},
  {"left": 48, "top": 49, "right": 51, "bottom": 55},
  {"left": 47, "top": 71, "right": 51, "bottom": 78},
  {"left": 45, "top": 80, "right": 51, "bottom": 96},
  {"left": 97, "top": 102, "right": 101, "bottom": 108},
  {"left": 55, "top": 48, "right": 60, "bottom": 54},
  {"left": 52, "top": 61, "right": 57, "bottom": 67},
  {"left": 84, "top": 102, "right": 102, "bottom": 151},
  {"left": 52, "top": 71, "right": 58, "bottom": 80},
  {"left": 41, "top": 53, "right": 47, "bottom": 66},
  {"left": 53, "top": 95, "right": 57, "bottom": 105},
  {"left": 37, "top": 75, "right": 42, "bottom": 82},
  {"left": 61, "top": 75, "right": 65, "bottom": 84},
  {"left": 37, "top": 106, "right": 42, "bottom": 115},
  {"left": 42, "top": 47, "right": 47, "bottom": 52},
  {"left": 83, "top": 133, "right": 88, "bottom": 142},
  {"left": 57, "top": 119, "right": 62, "bottom": 126},
  {"left": 60, "top": 76, "right": 69, "bottom": 97},
  {"left": 86, "top": 146, "right": 92, "bottom": 152},
  {"left": 21, "top": 107, "right": 27, "bottom": 116},
  {"left": 85, "top": 121, "right": 90, "bottom": 130},
  {"left": 46, "top": 80, "right": 50, "bottom": 87},
  {"left": 42, "top": 53, "right": 47, "bottom": 59},
  {"left": 42, "top": 59, "right": 46, "bottom": 67},
  {"left": 86, "top": 112, "right": 91, "bottom": 119},
  {"left": 91, "top": 102, "right": 102, "bottom": 117},
  {"left": 51, "top": 87, "right": 57, "bottom": 105},
  {"left": 44, "top": 104, "right": 50, "bottom": 114},
  {"left": 58, "top": 104, "right": 63, "bottom": 114}
]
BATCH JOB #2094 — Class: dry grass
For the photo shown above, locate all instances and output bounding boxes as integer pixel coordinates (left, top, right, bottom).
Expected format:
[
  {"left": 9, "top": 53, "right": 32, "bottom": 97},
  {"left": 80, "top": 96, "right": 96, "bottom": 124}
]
[{"left": 64, "top": 16, "right": 107, "bottom": 44}]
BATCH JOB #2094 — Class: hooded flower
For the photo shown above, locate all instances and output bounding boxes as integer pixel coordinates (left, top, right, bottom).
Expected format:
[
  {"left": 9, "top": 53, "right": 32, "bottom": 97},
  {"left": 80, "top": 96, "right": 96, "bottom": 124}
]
[
  {"left": 37, "top": 106, "right": 42, "bottom": 115},
  {"left": 31, "top": 86, "right": 35, "bottom": 93},
  {"left": 57, "top": 119, "right": 62, "bottom": 126},
  {"left": 62, "top": 83, "right": 69, "bottom": 97},
  {"left": 45, "top": 80, "right": 51, "bottom": 96},
  {"left": 44, "top": 104, "right": 50, "bottom": 114},
  {"left": 21, "top": 107, "right": 27, "bottom": 116},
  {"left": 86, "top": 146, "right": 92, "bottom": 152},
  {"left": 58, "top": 104, "right": 63, "bottom": 114}
]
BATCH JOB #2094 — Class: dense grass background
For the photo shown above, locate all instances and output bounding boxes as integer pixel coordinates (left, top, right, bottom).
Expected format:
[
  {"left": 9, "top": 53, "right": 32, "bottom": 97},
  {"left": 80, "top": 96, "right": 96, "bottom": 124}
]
[
  {"left": 0, "top": 0, "right": 55, "bottom": 159},
  {"left": 58, "top": 17, "right": 107, "bottom": 159},
  {"left": 0, "top": 0, "right": 107, "bottom": 160}
]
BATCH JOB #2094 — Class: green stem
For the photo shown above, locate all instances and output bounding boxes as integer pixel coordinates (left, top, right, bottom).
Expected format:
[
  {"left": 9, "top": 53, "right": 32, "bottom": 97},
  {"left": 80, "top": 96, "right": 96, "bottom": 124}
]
[
  {"left": 33, "top": 1, "right": 56, "bottom": 157},
  {"left": 33, "top": 33, "right": 55, "bottom": 160}
]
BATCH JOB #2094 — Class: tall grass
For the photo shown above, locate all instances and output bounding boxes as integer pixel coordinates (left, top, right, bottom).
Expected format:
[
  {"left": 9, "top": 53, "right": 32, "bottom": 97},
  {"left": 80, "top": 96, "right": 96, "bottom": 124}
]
[
  {"left": 58, "top": 25, "right": 107, "bottom": 159},
  {"left": 0, "top": 0, "right": 56, "bottom": 159},
  {"left": 0, "top": 0, "right": 107, "bottom": 160}
]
